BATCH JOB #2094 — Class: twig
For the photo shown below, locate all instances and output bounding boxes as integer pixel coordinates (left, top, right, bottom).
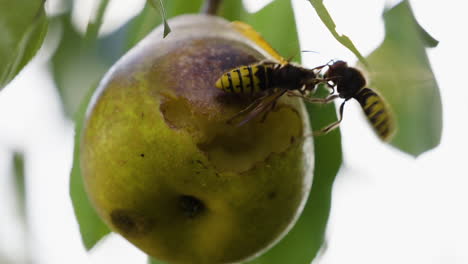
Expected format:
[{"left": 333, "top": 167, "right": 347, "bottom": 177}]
[{"left": 201, "top": 0, "right": 222, "bottom": 15}]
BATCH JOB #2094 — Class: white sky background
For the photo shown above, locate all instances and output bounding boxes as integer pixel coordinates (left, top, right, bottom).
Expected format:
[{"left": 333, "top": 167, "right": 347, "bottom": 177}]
[{"left": 0, "top": 0, "right": 467, "bottom": 263}]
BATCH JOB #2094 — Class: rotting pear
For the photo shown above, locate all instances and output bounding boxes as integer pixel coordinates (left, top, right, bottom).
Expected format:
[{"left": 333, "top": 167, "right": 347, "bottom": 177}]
[{"left": 80, "top": 14, "right": 314, "bottom": 264}]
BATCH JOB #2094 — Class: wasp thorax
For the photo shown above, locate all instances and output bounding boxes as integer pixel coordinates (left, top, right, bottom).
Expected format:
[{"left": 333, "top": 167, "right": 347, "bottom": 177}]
[{"left": 326, "top": 61, "right": 366, "bottom": 99}]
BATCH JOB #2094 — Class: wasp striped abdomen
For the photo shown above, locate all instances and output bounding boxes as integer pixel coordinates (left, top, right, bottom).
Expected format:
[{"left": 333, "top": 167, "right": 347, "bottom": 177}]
[
  {"left": 355, "top": 88, "right": 395, "bottom": 141},
  {"left": 215, "top": 63, "right": 276, "bottom": 94}
]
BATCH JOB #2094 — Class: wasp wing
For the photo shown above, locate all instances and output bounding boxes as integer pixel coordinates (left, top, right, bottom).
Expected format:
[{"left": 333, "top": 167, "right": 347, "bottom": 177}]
[
  {"left": 231, "top": 89, "right": 287, "bottom": 127},
  {"left": 231, "top": 21, "right": 288, "bottom": 64}
]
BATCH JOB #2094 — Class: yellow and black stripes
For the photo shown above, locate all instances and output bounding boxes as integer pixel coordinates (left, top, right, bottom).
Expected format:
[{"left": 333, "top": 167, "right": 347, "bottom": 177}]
[
  {"left": 215, "top": 63, "right": 276, "bottom": 94},
  {"left": 355, "top": 88, "right": 395, "bottom": 141}
]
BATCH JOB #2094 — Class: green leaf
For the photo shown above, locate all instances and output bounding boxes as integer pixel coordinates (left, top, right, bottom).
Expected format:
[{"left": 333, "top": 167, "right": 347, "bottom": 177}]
[
  {"left": 246, "top": 86, "right": 342, "bottom": 264},
  {"left": 0, "top": 0, "right": 48, "bottom": 90},
  {"left": 219, "top": 0, "right": 244, "bottom": 21},
  {"left": 70, "top": 83, "right": 111, "bottom": 250},
  {"left": 366, "top": 0, "right": 442, "bottom": 156},
  {"left": 307, "top": 0, "right": 367, "bottom": 66},
  {"left": 126, "top": 0, "right": 203, "bottom": 50},
  {"left": 51, "top": 14, "right": 126, "bottom": 116},
  {"left": 125, "top": 4, "right": 162, "bottom": 49},
  {"left": 13, "top": 152, "right": 26, "bottom": 220},
  {"left": 164, "top": 0, "right": 205, "bottom": 16},
  {"left": 85, "top": 0, "right": 111, "bottom": 41},
  {"left": 148, "top": 257, "right": 166, "bottom": 264},
  {"left": 243, "top": 0, "right": 301, "bottom": 63},
  {"left": 220, "top": 0, "right": 300, "bottom": 63},
  {"left": 148, "top": 0, "right": 171, "bottom": 37}
]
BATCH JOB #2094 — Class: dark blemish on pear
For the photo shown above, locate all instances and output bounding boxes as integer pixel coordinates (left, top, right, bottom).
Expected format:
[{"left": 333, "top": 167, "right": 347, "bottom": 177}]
[
  {"left": 178, "top": 195, "right": 205, "bottom": 218},
  {"left": 268, "top": 191, "right": 277, "bottom": 200},
  {"left": 110, "top": 209, "right": 153, "bottom": 236}
]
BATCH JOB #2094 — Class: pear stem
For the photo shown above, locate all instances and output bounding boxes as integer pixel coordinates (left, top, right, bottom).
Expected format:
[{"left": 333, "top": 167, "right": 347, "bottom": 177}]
[{"left": 202, "top": 0, "right": 222, "bottom": 15}]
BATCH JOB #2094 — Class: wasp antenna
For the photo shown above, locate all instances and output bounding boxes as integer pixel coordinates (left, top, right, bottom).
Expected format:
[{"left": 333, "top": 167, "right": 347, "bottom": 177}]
[{"left": 301, "top": 50, "right": 319, "bottom": 54}]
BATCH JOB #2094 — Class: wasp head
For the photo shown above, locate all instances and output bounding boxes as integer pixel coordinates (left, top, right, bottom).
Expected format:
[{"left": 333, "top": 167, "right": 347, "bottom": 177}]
[{"left": 325, "top": 60, "right": 366, "bottom": 99}]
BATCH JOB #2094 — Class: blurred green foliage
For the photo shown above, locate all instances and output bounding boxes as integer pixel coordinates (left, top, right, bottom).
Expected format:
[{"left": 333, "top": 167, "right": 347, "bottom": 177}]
[
  {"left": 149, "top": 257, "right": 166, "bottom": 264},
  {"left": 70, "top": 82, "right": 110, "bottom": 250},
  {"left": 13, "top": 152, "right": 26, "bottom": 220},
  {"left": 0, "top": 0, "right": 48, "bottom": 90},
  {"left": 12, "top": 152, "right": 31, "bottom": 262},
  {"left": 126, "top": 0, "right": 203, "bottom": 48},
  {"left": 147, "top": 0, "right": 171, "bottom": 37},
  {"left": 220, "top": 0, "right": 301, "bottom": 62},
  {"left": 308, "top": 0, "right": 367, "bottom": 66},
  {"left": 85, "top": 0, "right": 111, "bottom": 40},
  {"left": 367, "top": 0, "right": 442, "bottom": 156},
  {"left": 51, "top": 12, "right": 129, "bottom": 116},
  {"left": 0, "top": 0, "right": 440, "bottom": 262}
]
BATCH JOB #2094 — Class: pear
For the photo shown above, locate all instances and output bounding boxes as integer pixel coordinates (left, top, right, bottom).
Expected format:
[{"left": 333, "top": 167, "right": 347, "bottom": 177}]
[{"left": 80, "top": 15, "right": 314, "bottom": 264}]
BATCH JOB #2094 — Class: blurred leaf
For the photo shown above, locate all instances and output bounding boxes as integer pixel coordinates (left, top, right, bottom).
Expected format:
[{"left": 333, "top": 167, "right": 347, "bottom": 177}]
[
  {"left": 12, "top": 151, "right": 32, "bottom": 262},
  {"left": 243, "top": 0, "right": 300, "bottom": 63},
  {"left": 148, "top": 0, "right": 171, "bottom": 37},
  {"left": 307, "top": 0, "right": 367, "bottom": 66},
  {"left": 148, "top": 257, "right": 166, "bottom": 264},
  {"left": 85, "top": 0, "right": 111, "bottom": 41},
  {"left": 126, "top": 0, "right": 203, "bottom": 50},
  {"left": 0, "top": 0, "right": 48, "bottom": 90},
  {"left": 366, "top": 0, "right": 442, "bottom": 156},
  {"left": 70, "top": 83, "right": 111, "bottom": 250},
  {"left": 246, "top": 86, "right": 342, "bottom": 264},
  {"left": 13, "top": 152, "right": 26, "bottom": 220},
  {"left": 126, "top": 4, "right": 162, "bottom": 49},
  {"left": 415, "top": 22, "right": 438, "bottom": 48},
  {"left": 51, "top": 14, "right": 126, "bottom": 116},
  {"left": 220, "top": 0, "right": 300, "bottom": 63},
  {"left": 219, "top": 0, "right": 244, "bottom": 21},
  {"left": 164, "top": 0, "right": 205, "bottom": 16}
]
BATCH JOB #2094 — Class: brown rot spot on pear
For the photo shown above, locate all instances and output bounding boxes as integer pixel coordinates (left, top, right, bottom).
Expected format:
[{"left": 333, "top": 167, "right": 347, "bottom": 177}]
[
  {"left": 268, "top": 191, "right": 277, "bottom": 200},
  {"left": 178, "top": 195, "right": 205, "bottom": 218},
  {"left": 110, "top": 209, "right": 153, "bottom": 236},
  {"left": 156, "top": 38, "right": 262, "bottom": 114}
]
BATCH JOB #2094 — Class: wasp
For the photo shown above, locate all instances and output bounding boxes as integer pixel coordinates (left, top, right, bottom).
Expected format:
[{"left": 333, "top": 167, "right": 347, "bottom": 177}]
[
  {"left": 309, "top": 60, "right": 396, "bottom": 141},
  {"left": 216, "top": 22, "right": 395, "bottom": 141},
  {"left": 215, "top": 22, "right": 326, "bottom": 126}
]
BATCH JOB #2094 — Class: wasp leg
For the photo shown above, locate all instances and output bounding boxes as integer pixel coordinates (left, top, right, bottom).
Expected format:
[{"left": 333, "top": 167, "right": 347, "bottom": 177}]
[
  {"left": 287, "top": 92, "right": 339, "bottom": 104},
  {"left": 313, "top": 100, "right": 347, "bottom": 136},
  {"left": 299, "top": 84, "right": 308, "bottom": 94},
  {"left": 311, "top": 59, "right": 336, "bottom": 73}
]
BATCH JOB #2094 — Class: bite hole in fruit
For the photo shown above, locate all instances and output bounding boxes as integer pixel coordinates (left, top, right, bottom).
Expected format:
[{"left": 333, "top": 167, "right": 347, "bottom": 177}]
[{"left": 178, "top": 195, "right": 205, "bottom": 218}]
